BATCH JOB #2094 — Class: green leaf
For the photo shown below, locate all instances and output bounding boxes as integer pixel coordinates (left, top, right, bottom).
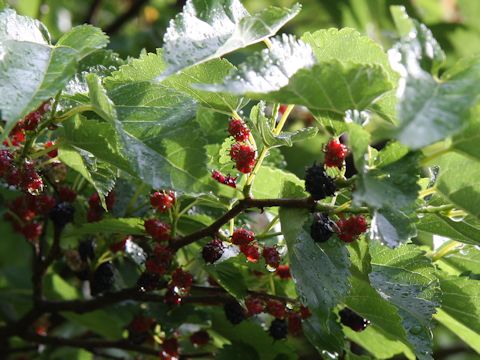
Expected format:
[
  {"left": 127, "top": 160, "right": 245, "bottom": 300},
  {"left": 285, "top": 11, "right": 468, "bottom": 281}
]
[
  {"left": 345, "top": 326, "right": 415, "bottom": 359},
  {"left": 0, "top": 9, "right": 107, "bottom": 134},
  {"left": 251, "top": 166, "right": 304, "bottom": 199},
  {"left": 390, "top": 6, "right": 445, "bottom": 71},
  {"left": 436, "top": 274, "right": 480, "bottom": 353},
  {"left": 354, "top": 153, "right": 420, "bottom": 210},
  {"left": 346, "top": 241, "right": 414, "bottom": 357},
  {"left": 435, "top": 309, "right": 480, "bottom": 354},
  {"left": 63, "top": 218, "right": 146, "bottom": 239},
  {"left": 388, "top": 8, "right": 480, "bottom": 149},
  {"left": 347, "top": 123, "right": 370, "bottom": 171},
  {"left": 212, "top": 310, "right": 296, "bottom": 360},
  {"left": 216, "top": 343, "right": 258, "bottom": 360},
  {"left": 393, "top": 57, "right": 480, "bottom": 149},
  {"left": 280, "top": 205, "right": 349, "bottom": 352},
  {"left": 369, "top": 243, "right": 441, "bottom": 360},
  {"left": 64, "top": 311, "right": 123, "bottom": 339},
  {"left": 370, "top": 208, "right": 417, "bottom": 248},
  {"left": 302, "top": 311, "right": 345, "bottom": 354},
  {"left": 417, "top": 212, "right": 480, "bottom": 246},
  {"left": 58, "top": 144, "right": 116, "bottom": 209},
  {"left": 438, "top": 245, "right": 480, "bottom": 275},
  {"left": 435, "top": 152, "right": 480, "bottom": 218},
  {"left": 85, "top": 73, "right": 117, "bottom": 122},
  {"left": 197, "top": 35, "right": 392, "bottom": 116},
  {"left": 61, "top": 116, "right": 132, "bottom": 174},
  {"left": 301, "top": 27, "right": 396, "bottom": 82},
  {"left": 205, "top": 260, "right": 248, "bottom": 300},
  {"left": 107, "top": 50, "right": 240, "bottom": 113},
  {"left": 160, "top": 0, "right": 301, "bottom": 77},
  {"left": 55, "top": 24, "right": 108, "bottom": 59},
  {"left": 79, "top": 72, "right": 219, "bottom": 195}
]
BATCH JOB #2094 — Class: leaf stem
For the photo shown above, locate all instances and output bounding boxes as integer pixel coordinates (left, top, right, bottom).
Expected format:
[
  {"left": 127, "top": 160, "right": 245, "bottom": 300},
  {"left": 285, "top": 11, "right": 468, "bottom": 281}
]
[
  {"left": 273, "top": 104, "right": 294, "bottom": 135},
  {"left": 419, "top": 187, "right": 437, "bottom": 198},
  {"left": 432, "top": 240, "right": 462, "bottom": 262},
  {"left": 256, "top": 231, "right": 283, "bottom": 240},
  {"left": 124, "top": 183, "right": 146, "bottom": 217},
  {"left": 263, "top": 38, "right": 273, "bottom": 50},
  {"left": 416, "top": 204, "right": 455, "bottom": 213},
  {"left": 54, "top": 105, "right": 94, "bottom": 123}
]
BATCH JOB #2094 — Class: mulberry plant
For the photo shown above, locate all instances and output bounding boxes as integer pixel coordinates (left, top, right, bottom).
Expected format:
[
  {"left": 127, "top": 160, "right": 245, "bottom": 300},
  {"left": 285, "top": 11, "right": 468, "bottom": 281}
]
[{"left": 0, "top": 2, "right": 480, "bottom": 360}]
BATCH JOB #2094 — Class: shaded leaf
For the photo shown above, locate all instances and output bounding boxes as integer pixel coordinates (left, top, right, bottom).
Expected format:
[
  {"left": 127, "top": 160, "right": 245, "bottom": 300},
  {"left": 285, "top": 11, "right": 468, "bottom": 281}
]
[
  {"left": 58, "top": 144, "right": 117, "bottom": 209},
  {"left": 437, "top": 274, "right": 480, "bottom": 352},
  {"left": 63, "top": 218, "right": 146, "bottom": 239},
  {"left": 205, "top": 260, "right": 247, "bottom": 300},
  {"left": 370, "top": 208, "right": 417, "bottom": 248},
  {"left": 280, "top": 198, "right": 349, "bottom": 352},
  {"left": 369, "top": 243, "right": 441, "bottom": 360},
  {"left": 388, "top": 7, "right": 480, "bottom": 149}
]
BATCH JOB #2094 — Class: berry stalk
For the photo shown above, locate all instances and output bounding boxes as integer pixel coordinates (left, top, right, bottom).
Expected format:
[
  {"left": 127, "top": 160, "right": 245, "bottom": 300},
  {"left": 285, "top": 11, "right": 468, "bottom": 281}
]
[{"left": 243, "top": 104, "right": 295, "bottom": 197}]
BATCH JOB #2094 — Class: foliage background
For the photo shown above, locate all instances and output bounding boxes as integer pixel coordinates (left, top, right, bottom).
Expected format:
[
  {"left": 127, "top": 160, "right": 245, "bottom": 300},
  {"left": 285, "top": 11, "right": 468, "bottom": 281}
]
[{"left": 3, "top": 0, "right": 480, "bottom": 359}]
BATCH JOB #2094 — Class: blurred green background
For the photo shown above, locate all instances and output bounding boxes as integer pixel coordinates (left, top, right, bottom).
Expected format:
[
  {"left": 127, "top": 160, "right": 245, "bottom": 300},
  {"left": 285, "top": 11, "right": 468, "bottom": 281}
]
[{"left": 4, "top": 0, "right": 480, "bottom": 359}]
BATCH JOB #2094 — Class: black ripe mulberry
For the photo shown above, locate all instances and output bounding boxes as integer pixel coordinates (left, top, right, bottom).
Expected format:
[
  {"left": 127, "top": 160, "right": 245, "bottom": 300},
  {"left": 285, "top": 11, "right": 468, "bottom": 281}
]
[
  {"left": 304, "top": 163, "right": 336, "bottom": 200},
  {"left": 224, "top": 300, "right": 246, "bottom": 325},
  {"left": 49, "top": 201, "right": 75, "bottom": 229},
  {"left": 269, "top": 318, "right": 288, "bottom": 340},
  {"left": 202, "top": 239, "right": 224, "bottom": 264},
  {"left": 339, "top": 308, "right": 370, "bottom": 332},
  {"left": 91, "top": 261, "right": 115, "bottom": 296},
  {"left": 310, "top": 213, "right": 335, "bottom": 243}
]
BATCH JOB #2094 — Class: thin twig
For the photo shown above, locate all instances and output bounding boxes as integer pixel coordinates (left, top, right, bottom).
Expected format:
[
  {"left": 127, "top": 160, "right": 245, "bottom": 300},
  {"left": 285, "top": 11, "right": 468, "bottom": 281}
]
[
  {"left": 84, "top": 0, "right": 103, "bottom": 24},
  {"left": 104, "top": 0, "right": 150, "bottom": 36}
]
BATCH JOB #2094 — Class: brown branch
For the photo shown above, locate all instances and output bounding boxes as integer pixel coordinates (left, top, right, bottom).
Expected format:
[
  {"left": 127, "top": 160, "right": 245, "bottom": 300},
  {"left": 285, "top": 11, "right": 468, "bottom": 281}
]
[
  {"left": 84, "top": 0, "right": 103, "bottom": 25},
  {"left": 171, "top": 197, "right": 316, "bottom": 250},
  {"left": 104, "top": 0, "right": 150, "bottom": 36},
  {"left": 191, "top": 285, "right": 298, "bottom": 304},
  {"left": 22, "top": 333, "right": 159, "bottom": 356},
  {"left": 42, "top": 286, "right": 168, "bottom": 314}
]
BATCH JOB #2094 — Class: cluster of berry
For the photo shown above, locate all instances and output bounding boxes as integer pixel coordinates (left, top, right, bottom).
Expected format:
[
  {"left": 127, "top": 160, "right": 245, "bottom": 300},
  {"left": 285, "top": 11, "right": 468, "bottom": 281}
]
[
  {"left": 211, "top": 170, "right": 237, "bottom": 188},
  {"left": 164, "top": 268, "right": 193, "bottom": 305},
  {"left": 224, "top": 297, "right": 311, "bottom": 340},
  {"left": 87, "top": 191, "right": 115, "bottom": 222},
  {"left": 127, "top": 315, "right": 156, "bottom": 345},
  {"left": 150, "top": 190, "right": 176, "bottom": 212},
  {"left": 305, "top": 139, "right": 368, "bottom": 244},
  {"left": 0, "top": 153, "right": 44, "bottom": 194},
  {"left": 158, "top": 329, "right": 211, "bottom": 359},
  {"left": 202, "top": 228, "right": 282, "bottom": 269},
  {"left": 3, "top": 101, "right": 50, "bottom": 147},
  {"left": 310, "top": 212, "right": 368, "bottom": 244},
  {"left": 4, "top": 193, "right": 55, "bottom": 241},
  {"left": 228, "top": 118, "right": 256, "bottom": 174}
]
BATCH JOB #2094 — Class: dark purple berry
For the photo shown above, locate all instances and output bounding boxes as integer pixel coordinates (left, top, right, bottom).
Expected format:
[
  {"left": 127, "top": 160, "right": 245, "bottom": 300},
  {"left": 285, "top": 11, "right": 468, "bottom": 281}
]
[
  {"left": 269, "top": 318, "right": 288, "bottom": 340},
  {"left": 339, "top": 308, "right": 370, "bottom": 332},
  {"left": 202, "top": 239, "right": 224, "bottom": 264},
  {"left": 310, "top": 213, "right": 335, "bottom": 243},
  {"left": 91, "top": 261, "right": 115, "bottom": 296},
  {"left": 49, "top": 201, "right": 75, "bottom": 229},
  {"left": 137, "top": 272, "right": 163, "bottom": 292},
  {"left": 224, "top": 300, "right": 246, "bottom": 325},
  {"left": 305, "top": 163, "right": 336, "bottom": 200},
  {"left": 78, "top": 238, "right": 96, "bottom": 262}
]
